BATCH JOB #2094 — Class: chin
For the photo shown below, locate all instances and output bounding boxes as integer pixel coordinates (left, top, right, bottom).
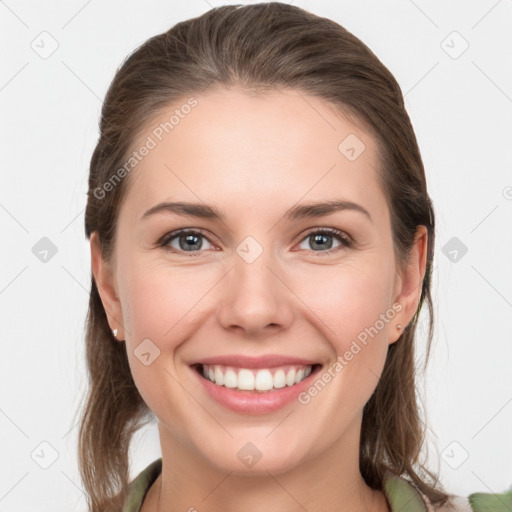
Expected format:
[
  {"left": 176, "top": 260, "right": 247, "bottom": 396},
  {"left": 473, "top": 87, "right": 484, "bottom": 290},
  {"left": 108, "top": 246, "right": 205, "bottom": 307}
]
[{"left": 196, "top": 438, "right": 309, "bottom": 477}]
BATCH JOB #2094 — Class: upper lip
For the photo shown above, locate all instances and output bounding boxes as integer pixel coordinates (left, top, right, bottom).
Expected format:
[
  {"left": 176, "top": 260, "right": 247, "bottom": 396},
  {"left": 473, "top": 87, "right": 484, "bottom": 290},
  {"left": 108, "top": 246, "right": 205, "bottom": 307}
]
[{"left": 190, "top": 354, "right": 319, "bottom": 369}]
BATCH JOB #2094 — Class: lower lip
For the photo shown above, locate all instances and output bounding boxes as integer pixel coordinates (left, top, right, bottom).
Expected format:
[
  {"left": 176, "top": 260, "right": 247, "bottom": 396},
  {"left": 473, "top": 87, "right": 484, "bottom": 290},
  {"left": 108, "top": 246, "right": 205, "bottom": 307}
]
[{"left": 191, "top": 365, "right": 320, "bottom": 415}]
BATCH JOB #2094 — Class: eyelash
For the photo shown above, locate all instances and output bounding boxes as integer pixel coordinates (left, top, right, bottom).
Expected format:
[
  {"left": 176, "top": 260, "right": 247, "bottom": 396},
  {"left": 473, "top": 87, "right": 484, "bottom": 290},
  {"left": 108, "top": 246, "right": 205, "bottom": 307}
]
[{"left": 158, "top": 227, "right": 353, "bottom": 257}]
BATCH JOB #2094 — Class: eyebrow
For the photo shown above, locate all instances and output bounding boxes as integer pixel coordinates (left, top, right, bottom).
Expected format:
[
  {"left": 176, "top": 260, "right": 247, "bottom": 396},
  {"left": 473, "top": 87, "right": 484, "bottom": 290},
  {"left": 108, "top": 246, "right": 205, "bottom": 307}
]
[{"left": 141, "top": 199, "right": 372, "bottom": 223}]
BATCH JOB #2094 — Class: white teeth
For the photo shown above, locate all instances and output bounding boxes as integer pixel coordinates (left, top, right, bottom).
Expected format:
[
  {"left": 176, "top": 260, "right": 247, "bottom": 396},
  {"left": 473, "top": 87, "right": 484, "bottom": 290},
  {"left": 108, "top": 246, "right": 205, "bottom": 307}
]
[
  {"left": 200, "top": 364, "right": 313, "bottom": 391},
  {"left": 214, "top": 366, "right": 224, "bottom": 386},
  {"left": 224, "top": 369, "right": 237, "bottom": 388},
  {"left": 255, "top": 369, "right": 273, "bottom": 391},
  {"left": 273, "top": 369, "right": 286, "bottom": 389},
  {"left": 286, "top": 368, "right": 296, "bottom": 386},
  {"left": 237, "top": 369, "right": 255, "bottom": 390}
]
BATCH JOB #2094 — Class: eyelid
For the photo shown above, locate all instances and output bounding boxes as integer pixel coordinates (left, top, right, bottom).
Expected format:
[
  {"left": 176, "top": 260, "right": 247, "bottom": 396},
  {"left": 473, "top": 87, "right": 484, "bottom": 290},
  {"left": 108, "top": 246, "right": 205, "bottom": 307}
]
[
  {"left": 294, "top": 226, "right": 354, "bottom": 254},
  {"left": 298, "top": 226, "right": 353, "bottom": 244},
  {"left": 158, "top": 227, "right": 217, "bottom": 253},
  {"left": 158, "top": 226, "right": 354, "bottom": 255}
]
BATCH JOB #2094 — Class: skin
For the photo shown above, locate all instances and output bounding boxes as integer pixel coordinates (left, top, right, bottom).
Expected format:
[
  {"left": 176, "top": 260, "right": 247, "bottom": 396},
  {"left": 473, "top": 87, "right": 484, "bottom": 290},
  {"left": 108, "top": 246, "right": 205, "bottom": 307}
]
[{"left": 91, "top": 87, "right": 428, "bottom": 512}]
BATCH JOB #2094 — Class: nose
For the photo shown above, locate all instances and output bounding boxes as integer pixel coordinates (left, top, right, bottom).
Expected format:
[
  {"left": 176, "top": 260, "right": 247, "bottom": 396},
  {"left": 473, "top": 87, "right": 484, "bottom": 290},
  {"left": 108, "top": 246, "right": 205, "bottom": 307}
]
[{"left": 216, "top": 245, "right": 295, "bottom": 338}]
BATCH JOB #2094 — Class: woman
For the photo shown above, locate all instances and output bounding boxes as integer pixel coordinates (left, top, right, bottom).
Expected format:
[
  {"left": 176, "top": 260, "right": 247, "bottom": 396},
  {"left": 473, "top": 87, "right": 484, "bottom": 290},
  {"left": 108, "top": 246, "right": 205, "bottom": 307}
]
[{"left": 80, "top": 3, "right": 509, "bottom": 511}]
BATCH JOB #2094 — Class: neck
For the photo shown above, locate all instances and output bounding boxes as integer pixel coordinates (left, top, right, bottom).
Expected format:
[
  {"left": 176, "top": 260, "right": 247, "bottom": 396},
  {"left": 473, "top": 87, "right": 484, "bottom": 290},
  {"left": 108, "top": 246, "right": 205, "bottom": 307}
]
[{"left": 144, "top": 420, "right": 390, "bottom": 512}]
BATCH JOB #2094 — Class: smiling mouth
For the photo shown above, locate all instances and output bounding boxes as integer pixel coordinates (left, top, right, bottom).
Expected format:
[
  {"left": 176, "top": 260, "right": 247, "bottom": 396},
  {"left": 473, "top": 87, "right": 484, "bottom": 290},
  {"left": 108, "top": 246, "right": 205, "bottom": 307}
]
[{"left": 192, "top": 363, "right": 322, "bottom": 393}]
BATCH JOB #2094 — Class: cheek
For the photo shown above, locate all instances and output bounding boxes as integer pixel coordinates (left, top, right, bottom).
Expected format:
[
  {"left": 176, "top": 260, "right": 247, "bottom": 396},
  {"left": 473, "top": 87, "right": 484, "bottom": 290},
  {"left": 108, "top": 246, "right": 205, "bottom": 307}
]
[
  {"left": 298, "top": 261, "right": 394, "bottom": 344},
  {"left": 119, "top": 258, "right": 213, "bottom": 341},
  {"left": 117, "top": 261, "right": 208, "bottom": 425},
  {"left": 293, "top": 272, "right": 393, "bottom": 415},
  {"left": 117, "top": 260, "right": 220, "bottom": 397},
  {"left": 296, "top": 262, "right": 394, "bottom": 400}
]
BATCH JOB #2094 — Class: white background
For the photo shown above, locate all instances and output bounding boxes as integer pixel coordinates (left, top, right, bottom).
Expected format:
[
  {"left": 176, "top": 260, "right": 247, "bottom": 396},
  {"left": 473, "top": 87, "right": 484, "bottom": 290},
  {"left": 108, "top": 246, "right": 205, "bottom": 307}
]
[{"left": 1, "top": 0, "right": 511, "bottom": 510}]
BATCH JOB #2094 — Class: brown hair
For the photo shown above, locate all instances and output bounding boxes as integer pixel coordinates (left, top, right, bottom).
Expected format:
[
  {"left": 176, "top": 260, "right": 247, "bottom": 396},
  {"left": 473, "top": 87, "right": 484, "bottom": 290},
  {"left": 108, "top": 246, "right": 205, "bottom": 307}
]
[{"left": 80, "top": 3, "right": 445, "bottom": 510}]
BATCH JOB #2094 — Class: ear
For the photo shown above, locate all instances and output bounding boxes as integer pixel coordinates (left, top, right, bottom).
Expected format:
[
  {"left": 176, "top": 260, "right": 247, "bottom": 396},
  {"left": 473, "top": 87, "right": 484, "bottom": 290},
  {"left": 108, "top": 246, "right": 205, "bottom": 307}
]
[
  {"left": 389, "top": 225, "right": 429, "bottom": 344},
  {"left": 90, "top": 231, "right": 126, "bottom": 341}
]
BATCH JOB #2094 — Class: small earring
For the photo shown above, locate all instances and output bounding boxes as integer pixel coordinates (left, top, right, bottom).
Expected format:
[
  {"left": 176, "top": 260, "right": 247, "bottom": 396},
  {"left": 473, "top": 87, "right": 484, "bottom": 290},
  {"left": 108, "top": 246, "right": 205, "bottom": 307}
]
[
  {"left": 112, "top": 328, "right": 118, "bottom": 338},
  {"left": 396, "top": 324, "right": 402, "bottom": 330}
]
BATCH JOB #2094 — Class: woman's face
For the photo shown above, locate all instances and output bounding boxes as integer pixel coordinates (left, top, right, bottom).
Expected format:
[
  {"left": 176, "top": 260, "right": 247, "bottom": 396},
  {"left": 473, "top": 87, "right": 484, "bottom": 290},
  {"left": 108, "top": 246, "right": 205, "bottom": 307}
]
[{"left": 92, "top": 87, "right": 426, "bottom": 475}]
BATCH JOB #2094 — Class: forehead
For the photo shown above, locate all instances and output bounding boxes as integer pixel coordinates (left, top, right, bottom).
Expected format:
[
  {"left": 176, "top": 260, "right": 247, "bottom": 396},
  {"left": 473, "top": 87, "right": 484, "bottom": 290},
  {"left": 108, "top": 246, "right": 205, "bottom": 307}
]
[{"left": 120, "top": 87, "right": 387, "bottom": 224}]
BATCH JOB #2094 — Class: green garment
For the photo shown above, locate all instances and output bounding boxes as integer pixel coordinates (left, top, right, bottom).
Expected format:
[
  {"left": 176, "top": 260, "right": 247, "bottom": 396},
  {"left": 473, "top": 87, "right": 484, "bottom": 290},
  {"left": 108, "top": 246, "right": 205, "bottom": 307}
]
[{"left": 123, "top": 458, "right": 512, "bottom": 512}]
